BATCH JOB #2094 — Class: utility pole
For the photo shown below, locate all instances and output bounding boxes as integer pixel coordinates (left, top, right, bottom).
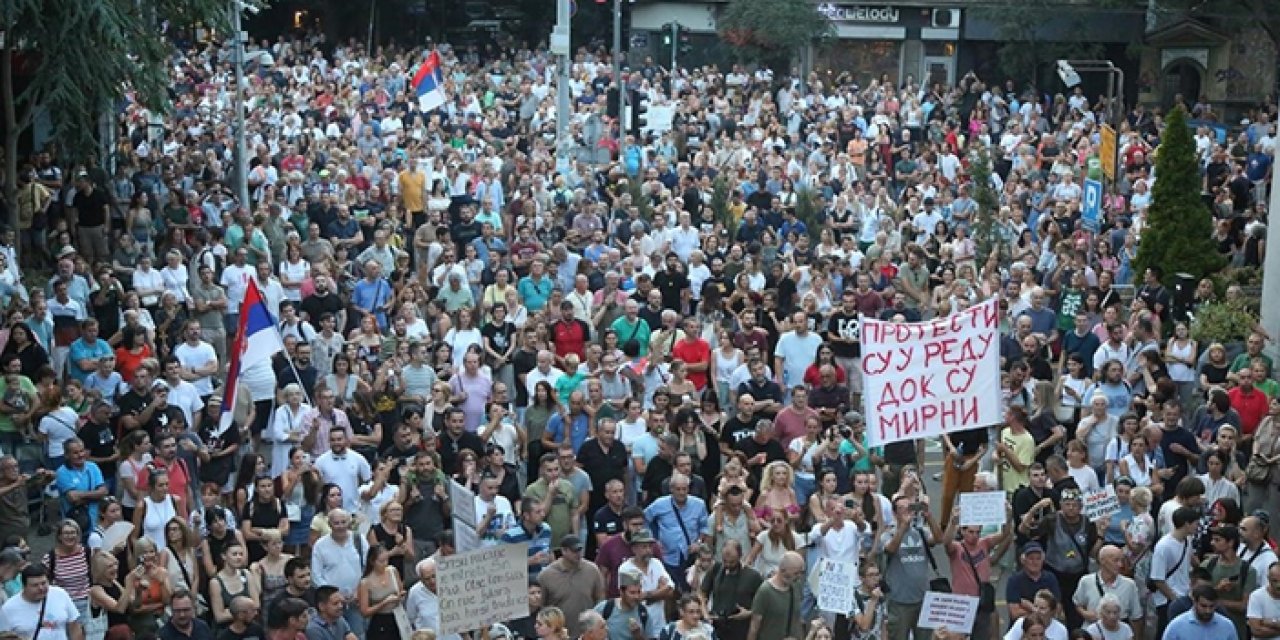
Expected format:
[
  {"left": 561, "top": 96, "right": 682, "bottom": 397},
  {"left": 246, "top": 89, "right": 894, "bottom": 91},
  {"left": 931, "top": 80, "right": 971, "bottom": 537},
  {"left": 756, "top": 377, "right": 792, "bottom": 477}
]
[
  {"left": 553, "top": 0, "right": 572, "bottom": 172},
  {"left": 613, "top": 0, "right": 625, "bottom": 146},
  {"left": 670, "top": 22, "right": 678, "bottom": 70},
  {"left": 231, "top": 1, "right": 251, "bottom": 211}
]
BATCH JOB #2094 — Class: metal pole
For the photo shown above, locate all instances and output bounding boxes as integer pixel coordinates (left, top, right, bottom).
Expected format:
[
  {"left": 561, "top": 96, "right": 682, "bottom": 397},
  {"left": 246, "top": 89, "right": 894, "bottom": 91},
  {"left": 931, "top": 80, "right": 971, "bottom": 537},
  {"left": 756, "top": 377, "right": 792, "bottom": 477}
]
[
  {"left": 367, "top": 0, "right": 376, "bottom": 55},
  {"left": 613, "top": 0, "right": 624, "bottom": 145},
  {"left": 671, "top": 22, "right": 677, "bottom": 70},
  {"left": 232, "top": 2, "right": 251, "bottom": 211},
  {"left": 554, "top": 0, "right": 572, "bottom": 170}
]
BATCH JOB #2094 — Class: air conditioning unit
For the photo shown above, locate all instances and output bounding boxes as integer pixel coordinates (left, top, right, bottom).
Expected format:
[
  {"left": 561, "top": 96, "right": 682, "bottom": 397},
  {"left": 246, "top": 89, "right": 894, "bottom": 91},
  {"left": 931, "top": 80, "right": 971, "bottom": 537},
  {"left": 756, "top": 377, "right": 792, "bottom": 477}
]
[{"left": 931, "top": 8, "right": 960, "bottom": 29}]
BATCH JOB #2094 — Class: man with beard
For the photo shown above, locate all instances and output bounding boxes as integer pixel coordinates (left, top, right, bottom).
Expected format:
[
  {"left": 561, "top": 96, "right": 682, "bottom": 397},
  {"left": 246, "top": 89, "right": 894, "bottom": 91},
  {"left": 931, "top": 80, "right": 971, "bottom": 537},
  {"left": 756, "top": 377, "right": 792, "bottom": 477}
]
[
  {"left": 700, "top": 539, "right": 761, "bottom": 640},
  {"left": 301, "top": 274, "right": 345, "bottom": 327},
  {"left": 1164, "top": 584, "right": 1239, "bottom": 640}
]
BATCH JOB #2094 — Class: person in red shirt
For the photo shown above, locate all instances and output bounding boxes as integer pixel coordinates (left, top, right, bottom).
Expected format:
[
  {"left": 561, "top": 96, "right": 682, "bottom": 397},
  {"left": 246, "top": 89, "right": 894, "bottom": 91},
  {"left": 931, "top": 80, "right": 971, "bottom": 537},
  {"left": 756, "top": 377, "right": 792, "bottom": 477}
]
[
  {"left": 550, "top": 301, "right": 591, "bottom": 365},
  {"left": 1230, "top": 367, "right": 1270, "bottom": 443},
  {"left": 671, "top": 318, "right": 712, "bottom": 391}
]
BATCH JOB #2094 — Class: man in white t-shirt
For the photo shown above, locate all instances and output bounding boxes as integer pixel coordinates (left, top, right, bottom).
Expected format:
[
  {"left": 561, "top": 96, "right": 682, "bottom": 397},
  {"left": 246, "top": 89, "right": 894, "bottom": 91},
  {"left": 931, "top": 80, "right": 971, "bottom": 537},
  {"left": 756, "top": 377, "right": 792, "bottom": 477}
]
[
  {"left": 0, "top": 565, "right": 83, "bottom": 640},
  {"left": 774, "top": 311, "right": 823, "bottom": 390},
  {"left": 314, "top": 428, "right": 372, "bottom": 513},
  {"left": 475, "top": 473, "right": 516, "bottom": 546},
  {"left": 173, "top": 320, "right": 219, "bottom": 396},
  {"left": 616, "top": 530, "right": 674, "bottom": 629},
  {"left": 1151, "top": 506, "right": 1199, "bottom": 634},
  {"left": 1247, "top": 562, "right": 1280, "bottom": 639}
]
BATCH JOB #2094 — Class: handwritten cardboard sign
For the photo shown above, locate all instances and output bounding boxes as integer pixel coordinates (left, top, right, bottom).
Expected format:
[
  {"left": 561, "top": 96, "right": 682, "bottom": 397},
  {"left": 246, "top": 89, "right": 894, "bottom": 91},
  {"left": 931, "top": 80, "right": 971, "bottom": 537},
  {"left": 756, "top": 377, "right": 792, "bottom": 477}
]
[
  {"left": 438, "top": 543, "right": 530, "bottom": 634},
  {"left": 816, "top": 558, "right": 858, "bottom": 614},
  {"left": 959, "top": 492, "right": 1006, "bottom": 527},
  {"left": 920, "top": 591, "right": 980, "bottom": 633},
  {"left": 862, "top": 299, "right": 1002, "bottom": 446}
]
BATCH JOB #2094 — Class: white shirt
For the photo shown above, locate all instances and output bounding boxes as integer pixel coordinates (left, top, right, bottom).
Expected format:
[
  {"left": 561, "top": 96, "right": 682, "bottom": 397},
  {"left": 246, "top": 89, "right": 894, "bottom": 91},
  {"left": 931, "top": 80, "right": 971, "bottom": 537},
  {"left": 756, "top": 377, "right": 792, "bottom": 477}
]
[
  {"left": 164, "top": 378, "right": 204, "bottom": 428},
  {"left": 406, "top": 582, "right": 463, "bottom": 640},
  {"left": 0, "top": 587, "right": 80, "bottom": 640},
  {"left": 220, "top": 264, "right": 253, "bottom": 313},
  {"left": 1150, "top": 533, "right": 1194, "bottom": 606},
  {"left": 618, "top": 556, "right": 673, "bottom": 628},
  {"left": 525, "top": 367, "right": 565, "bottom": 407},
  {"left": 809, "top": 520, "right": 868, "bottom": 588},
  {"left": 359, "top": 481, "right": 400, "bottom": 532},
  {"left": 310, "top": 533, "right": 364, "bottom": 597},
  {"left": 1247, "top": 586, "right": 1280, "bottom": 627},
  {"left": 1004, "top": 617, "right": 1068, "bottom": 640},
  {"left": 315, "top": 449, "right": 373, "bottom": 513},
  {"left": 173, "top": 341, "right": 218, "bottom": 396}
]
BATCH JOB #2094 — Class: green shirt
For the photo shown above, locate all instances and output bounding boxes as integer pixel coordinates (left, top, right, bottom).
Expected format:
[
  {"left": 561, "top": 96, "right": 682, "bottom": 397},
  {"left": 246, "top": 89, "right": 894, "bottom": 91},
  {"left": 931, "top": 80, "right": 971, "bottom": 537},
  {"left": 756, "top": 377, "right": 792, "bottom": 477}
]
[
  {"left": 1230, "top": 352, "right": 1273, "bottom": 374},
  {"left": 610, "top": 317, "right": 652, "bottom": 357},
  {"left": 0, "top": 376, "right": 37, "bottom": 434},
  {"left": 524, "top": 478, "right": 579, "bottom": 548}
]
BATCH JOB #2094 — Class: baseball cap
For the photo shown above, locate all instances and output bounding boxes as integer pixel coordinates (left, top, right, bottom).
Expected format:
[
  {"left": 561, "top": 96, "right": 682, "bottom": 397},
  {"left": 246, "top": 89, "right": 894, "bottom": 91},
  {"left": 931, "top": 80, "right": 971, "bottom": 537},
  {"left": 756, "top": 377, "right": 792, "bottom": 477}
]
[
  {"left": 628, "top": 530, "right": 656, "bottom": 545},
  {"left": 1021, "top": 542, "right": 1044, "bottom": 556},
  {"left": 559, "top": 535, "right": 583, "bottom": 551}
]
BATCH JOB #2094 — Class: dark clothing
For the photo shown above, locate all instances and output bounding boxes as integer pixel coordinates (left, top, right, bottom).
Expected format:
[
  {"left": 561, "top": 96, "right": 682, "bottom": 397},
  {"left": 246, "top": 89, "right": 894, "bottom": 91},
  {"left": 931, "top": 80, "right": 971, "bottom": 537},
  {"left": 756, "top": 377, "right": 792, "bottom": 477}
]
[
  {"left": 577, "top": 438, "right": 628, "bottom": 515},
  {"left": 737, "top": 437, "right": 786, "bottom": 486},
  {"left": 73, "top": 187, "right": 111, "bottom": 227},
  {"left": 642, "top": 456, "right": 676, "bottom": 505},
  {"left": 437, "top": 429, "right": 485, "bottom": 477},
  {"left": 79, "top": 419, "right": 118, "bottom": 480},
  {"left": 1157, "top": 424, "right": 1201, "bottom": 490},
  {"left": 653, "top": 270, "right": 690, "bottom": 312},
  {"left": 160, "top": 619, "right": 216, "bottom": 640},
  {"left": 1004, "top": 570, "right": 1061, "bottom": 610},
  {"left": 700, "top": 563, "right": 763, "bottom": 640},
  {"left": 719, "top": 416, "right": 757, "bottom": 449},
  {"left": 216, "top": 623, "right": 265, "bottom": 640}
]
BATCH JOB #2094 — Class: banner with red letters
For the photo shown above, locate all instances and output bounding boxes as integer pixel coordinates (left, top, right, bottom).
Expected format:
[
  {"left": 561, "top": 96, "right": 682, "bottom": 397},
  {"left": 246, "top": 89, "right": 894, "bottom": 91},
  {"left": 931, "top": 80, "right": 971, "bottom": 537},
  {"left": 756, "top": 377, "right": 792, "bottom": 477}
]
[{"left": 861, "top": 298, "right": 1002, "bottom": 446}]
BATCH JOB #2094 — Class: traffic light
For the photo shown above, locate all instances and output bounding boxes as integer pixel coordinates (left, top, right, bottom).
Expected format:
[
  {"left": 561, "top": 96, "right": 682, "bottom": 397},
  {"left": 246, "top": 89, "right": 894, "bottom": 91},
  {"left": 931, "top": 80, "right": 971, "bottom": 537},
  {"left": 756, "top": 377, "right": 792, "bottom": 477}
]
[
  {"left": 629, "top": 89, "right": 647, "bottom": 136},
  {"left": 662, "top": 22, "right": 674, "bottom": 46},
  {"left": 678, "top": 32, "right": 692, "bottom": 55}
]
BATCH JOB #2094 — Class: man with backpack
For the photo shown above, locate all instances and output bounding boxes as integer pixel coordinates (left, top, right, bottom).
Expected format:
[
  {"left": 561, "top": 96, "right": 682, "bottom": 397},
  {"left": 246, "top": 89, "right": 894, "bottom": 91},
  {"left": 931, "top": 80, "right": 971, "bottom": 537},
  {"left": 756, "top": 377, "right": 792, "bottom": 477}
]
[{"left": 595, "top": 568, "right": 658, "bottom": 640}]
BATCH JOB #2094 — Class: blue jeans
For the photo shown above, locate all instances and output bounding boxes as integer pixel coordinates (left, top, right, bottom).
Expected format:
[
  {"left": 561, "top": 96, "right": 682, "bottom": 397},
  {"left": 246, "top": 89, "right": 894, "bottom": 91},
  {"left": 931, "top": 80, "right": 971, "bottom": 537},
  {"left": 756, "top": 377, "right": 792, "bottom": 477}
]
[{"left": 343, "top": 602, "right": 367, "bottom": 639}]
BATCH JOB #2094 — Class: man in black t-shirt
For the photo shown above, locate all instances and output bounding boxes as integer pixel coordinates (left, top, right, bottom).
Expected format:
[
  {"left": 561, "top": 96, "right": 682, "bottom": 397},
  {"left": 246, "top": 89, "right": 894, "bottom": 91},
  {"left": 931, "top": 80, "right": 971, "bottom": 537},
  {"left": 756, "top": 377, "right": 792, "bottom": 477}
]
[
  {"left": 719, "top": 394, "right": 758, "bottom": 456},
  {"left": 71, "top": 172, "right": 111, "bottom": 265},
  {"left": 652, "top": 253, "right": 690, "bottom": 313},
  {"left": 736, "top": 420, "right": 787, "bottom": 486},
  {"left": 117, "top": 367, "right": 164, "bottom": 436},
  {"left": 299, "top": 275, "right": 344, "bottom": 325},
  {"left": 265, "top": 558, "right": 317, "bottom": 622},
  {"left": 79, "top": 401, "right": 117, "bottom": 488},
  {"left": 826, "top": 290, "right": 862, "bottom": 405}
]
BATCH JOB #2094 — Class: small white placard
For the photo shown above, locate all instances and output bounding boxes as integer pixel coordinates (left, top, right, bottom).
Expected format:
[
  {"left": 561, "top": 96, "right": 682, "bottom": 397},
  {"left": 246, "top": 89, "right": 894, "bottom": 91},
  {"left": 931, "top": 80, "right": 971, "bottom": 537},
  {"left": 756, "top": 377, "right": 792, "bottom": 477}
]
[
  {"left": 959, "top": 491, "right": 1006, "bottom": 527},
  {"left": 920, "top": 591, "right": 980, "bottom": 634}
]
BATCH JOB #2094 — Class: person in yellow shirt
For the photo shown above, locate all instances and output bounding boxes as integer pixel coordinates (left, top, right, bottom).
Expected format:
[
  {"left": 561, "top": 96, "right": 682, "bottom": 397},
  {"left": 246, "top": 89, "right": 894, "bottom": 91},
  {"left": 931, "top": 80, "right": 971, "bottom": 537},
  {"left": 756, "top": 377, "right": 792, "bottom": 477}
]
[
  {"left": 997, "top": 405, "right": 1038, "bottom": 494},
  {"left": 399, "top": 164, "right": 428, "bottom": 227}
]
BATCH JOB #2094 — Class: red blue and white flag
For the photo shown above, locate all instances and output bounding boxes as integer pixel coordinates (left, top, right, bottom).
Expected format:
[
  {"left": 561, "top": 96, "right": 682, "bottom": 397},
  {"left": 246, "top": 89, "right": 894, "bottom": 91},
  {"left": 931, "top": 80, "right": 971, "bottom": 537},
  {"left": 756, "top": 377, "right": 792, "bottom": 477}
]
[
  {"left": 219, "top": 280, "right": 283, "bottom": 434},
  {"left": 412, "top": 50, "right": 446, "bottom": 113}
]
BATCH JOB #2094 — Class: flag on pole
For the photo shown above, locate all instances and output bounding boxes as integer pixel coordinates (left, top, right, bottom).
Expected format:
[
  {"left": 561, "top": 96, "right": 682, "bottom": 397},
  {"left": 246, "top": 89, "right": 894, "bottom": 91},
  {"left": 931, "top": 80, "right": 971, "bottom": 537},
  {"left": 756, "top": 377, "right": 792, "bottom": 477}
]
[
  {"left": 219, "top": 280, "right": 283, "bottom": 434},
  {"left": 412, "top": 50, "right": 447, "bottom": 113}
]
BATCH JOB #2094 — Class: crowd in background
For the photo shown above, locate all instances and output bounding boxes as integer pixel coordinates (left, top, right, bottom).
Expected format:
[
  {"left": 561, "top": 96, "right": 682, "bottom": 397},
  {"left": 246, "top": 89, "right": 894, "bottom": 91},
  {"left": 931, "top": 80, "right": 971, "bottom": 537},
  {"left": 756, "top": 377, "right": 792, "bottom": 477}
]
[{"left": 0, "top": 21, "right": 1277, "bottom": 640}]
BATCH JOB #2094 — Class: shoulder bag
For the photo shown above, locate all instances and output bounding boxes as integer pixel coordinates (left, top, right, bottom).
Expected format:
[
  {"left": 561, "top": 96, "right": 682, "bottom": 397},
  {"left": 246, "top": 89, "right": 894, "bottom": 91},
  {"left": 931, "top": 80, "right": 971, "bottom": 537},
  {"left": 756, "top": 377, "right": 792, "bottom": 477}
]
[
  {"left": 916, "top": 527, "right": 950, "bottom": 592},
  {"left": 962, "top": 545, "right": 996, "bottom": 612}
]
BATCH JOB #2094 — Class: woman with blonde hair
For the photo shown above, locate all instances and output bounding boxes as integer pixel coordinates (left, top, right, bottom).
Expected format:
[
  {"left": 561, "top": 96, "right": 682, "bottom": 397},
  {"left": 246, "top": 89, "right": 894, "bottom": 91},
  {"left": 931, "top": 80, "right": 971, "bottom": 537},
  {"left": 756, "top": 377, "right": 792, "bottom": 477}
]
[
  {"left": 89, "top": 550, "right": 140, "bottom": 640},
  {"left": 250, "top": 529, "right": 294, "bottom": 608},
  {"left": 535, "top": 606, "right": 570, "bottom": 640},
  {"left": 127, "top": 537, "right": 170, "bottom": 635},
  {"left": 1124, "top": 486, "right": 1156, "bottom": 584},
  {"left": 267, "top": 383, "right": 312, "bottom": 477},
  {"left": 754, "top": 460, "right": 798, "bottom": 520}
]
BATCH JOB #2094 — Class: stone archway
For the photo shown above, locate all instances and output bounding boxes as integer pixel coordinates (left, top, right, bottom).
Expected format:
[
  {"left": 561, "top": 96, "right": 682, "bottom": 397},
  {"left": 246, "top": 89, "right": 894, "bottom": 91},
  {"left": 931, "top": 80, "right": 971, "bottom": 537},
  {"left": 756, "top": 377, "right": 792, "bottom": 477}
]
[{"left": 1162, "top": 58, "right": 1203, "bottom": 107}]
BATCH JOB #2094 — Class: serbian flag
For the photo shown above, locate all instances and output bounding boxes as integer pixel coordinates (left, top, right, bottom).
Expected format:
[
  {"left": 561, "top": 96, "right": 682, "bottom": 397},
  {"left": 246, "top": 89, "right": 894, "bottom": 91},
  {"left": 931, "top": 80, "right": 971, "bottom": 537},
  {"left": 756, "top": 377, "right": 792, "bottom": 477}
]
[
  {"left": 219, "top": 280, "right": 283, "bottom": 434},
  {"left": 412, "top": 50, "right": 446, "bottom": 113}
]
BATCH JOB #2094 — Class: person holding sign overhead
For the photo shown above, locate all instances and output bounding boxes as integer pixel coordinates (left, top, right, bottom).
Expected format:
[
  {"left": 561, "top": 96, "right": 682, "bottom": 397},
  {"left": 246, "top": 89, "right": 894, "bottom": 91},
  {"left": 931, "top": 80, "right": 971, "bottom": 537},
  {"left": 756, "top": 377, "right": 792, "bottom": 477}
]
[{"left": 942, "top": 498, "right": 1011, "bottom": 640}]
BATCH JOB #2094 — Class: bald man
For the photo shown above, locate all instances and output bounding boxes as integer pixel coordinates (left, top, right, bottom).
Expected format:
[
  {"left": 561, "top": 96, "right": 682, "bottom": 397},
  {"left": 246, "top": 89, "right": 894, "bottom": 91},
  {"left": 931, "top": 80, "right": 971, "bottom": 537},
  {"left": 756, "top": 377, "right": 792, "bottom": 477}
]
[
  {"left": 219, "top": 595, "right": 264, "bottom": 640},
  {"left": 1073, "top": 544, "right": 1144, "bottom": 638},
  {"left": 747, "top": 551, "right": 805, "bottom": 640},
  {"left": 407, "top": 558, "right": 462, "bottom": 640}
]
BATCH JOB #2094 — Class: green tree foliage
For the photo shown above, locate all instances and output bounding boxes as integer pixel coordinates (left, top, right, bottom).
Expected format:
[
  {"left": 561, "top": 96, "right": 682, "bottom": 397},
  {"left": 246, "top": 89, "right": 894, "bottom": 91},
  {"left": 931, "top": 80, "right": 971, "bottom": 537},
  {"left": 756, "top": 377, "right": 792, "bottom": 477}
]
[
  {"left": 717, "top": 0, "right": 833, "bottom": 70},
  {"left": 970, "top": 0, "right": 1119, "bottom": 86},
  {"left": 1133, "top": 107, "right": 1225, "bottom": 285},
  {"left": 1, "top": 0, "right": 236, "bottom": 232},
  {"left": 968, "top": 148, "right": 1007, "bottom": 265}
]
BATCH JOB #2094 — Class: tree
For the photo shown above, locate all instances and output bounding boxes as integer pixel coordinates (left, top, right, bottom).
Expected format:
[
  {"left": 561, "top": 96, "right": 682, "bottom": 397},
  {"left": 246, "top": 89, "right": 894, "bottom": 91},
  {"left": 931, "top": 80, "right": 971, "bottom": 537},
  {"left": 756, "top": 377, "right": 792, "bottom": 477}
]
[
  {"left": 967, "top": 148, "right": 1007, "bottom": 265},
  {"left": 717, "top": 0, "right": 833, "bottom": 71},
  {"left": 1133, "top": 107, "right": 1225, "bottom": 286},
  {"left": 1, "top": 0, "right": 235, "bottom": 236},
  {"left": 969, "top": 0, "right": 1121, "bottom": 87}
]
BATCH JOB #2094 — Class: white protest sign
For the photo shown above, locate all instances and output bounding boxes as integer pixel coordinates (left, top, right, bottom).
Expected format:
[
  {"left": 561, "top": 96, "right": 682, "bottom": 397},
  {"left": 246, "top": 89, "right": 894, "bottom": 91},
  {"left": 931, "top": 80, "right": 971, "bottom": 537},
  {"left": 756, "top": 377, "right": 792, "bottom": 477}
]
[
  {"left": 1083, "top": 486, "right": 1120, "bottom": 521},
  {"left": 862, "top": 299, "right": 1002, "bottom": 446},
  {"left": 438, "top": 543, "right": 530, "bottom": 635},
  {"left": 815, "top": 558, "right": 858, "bottom": 614},
  {"left": 959, "top": 492, "right": 1006, "bottom": 527},
  {"left": 452, "top": 517, "right": 481, "bottom": 552},
  {"left": 450, "top": 480, "right": 477, "bottom": 527},
  {"left": 919, "top": 591, "right": 980, "bottom": 633}
]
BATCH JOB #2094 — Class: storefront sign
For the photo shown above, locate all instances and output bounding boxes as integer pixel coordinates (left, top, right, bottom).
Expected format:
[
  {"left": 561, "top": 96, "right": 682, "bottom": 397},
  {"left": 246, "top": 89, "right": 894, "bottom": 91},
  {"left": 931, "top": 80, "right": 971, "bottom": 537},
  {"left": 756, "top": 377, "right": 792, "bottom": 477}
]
[{"left": 817, "top": 4, "right": 901, "bottom": 23}]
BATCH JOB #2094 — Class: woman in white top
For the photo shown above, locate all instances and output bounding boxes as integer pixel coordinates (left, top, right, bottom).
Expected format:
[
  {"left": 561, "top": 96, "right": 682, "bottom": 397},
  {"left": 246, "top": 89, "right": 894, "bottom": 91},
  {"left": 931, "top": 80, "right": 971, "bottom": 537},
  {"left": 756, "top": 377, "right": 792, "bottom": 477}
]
[
  {"left": 160, "top": 517, "right": 201, "bottom": 594},
  {"left": 1104, "top": 414, "right": 1140, "bottom": 484},
  {"left": 268, "top": 384, "right": 312, "bottom": 477},
  {"left": 1004, "top": 590, "right": 1069, "bottom": 640},
  {"left": 1165, "top": 322, "right": 1198, "bottom": 408},
  {"left": 1117, "top": 435, "right": 1157, "bottom": 490},
  {"left": 1055, "top": 354, "right": 1092, "bottom": 424},
  {"left": 1198, "top": 449, "right": 1241, "bottom": 506},
  {"left": 444, "top": 307, "right": 483, "bottom": 369},
  {"left": 745, "top": 510, "right": 808, "bottom": 578},
  {"left": 38, "top": 392, "right": 81, "bottom": 469},
  {"left": 1085, "top": 594, "right": 1134, "bottom": 640},
  {"left": 132, "top": 468, "right": 179, "bottom": 553},
  {"left": 278, "top": 244, "right": 311, "bottom": 302},
  {"left": 117, "top": 430, "right": 153, "bottom": 519},
  {"left": 712, "top": 329, "right": 743, "bottom": 410},
  {"left": 1065, "top": 440, "right": 1101, "bottom": 492},
  {"left": 159, "top": 250, "right": 191, "bottom": 305}
]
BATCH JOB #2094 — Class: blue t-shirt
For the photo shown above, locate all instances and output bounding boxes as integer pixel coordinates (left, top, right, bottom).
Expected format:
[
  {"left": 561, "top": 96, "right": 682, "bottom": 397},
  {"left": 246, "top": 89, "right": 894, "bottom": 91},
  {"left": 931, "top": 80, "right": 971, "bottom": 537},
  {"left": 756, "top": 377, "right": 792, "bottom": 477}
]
[
  {"left": 1163, "top": 610, "right": 1237, "bottom": 640},
  {"left": 67, "top": 338, "right": 112, "bottom": 385},
  {"left": 56, "top": 462, "right": 106, "bottom": 525}
]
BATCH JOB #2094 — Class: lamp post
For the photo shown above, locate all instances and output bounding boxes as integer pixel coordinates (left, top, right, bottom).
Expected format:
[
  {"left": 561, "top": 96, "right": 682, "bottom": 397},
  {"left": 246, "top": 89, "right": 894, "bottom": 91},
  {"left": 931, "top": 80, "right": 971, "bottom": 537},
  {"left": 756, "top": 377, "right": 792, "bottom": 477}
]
[
  {"left": 1057, "top": 59, "right": 1125, "bottom": 190},
  {"left": 613, "top": 0, "right": 626, "bottom": 147},
  {"left": 231, "top": 1, "right": 252, "bottom": 210}
]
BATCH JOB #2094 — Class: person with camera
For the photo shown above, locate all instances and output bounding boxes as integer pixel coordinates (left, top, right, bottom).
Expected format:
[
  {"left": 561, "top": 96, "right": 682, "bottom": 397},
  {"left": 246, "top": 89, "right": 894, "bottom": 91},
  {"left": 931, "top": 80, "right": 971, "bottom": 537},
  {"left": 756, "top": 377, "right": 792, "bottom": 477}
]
[{"left": 878, "top": 493, "right": 942, "bottom": 640}]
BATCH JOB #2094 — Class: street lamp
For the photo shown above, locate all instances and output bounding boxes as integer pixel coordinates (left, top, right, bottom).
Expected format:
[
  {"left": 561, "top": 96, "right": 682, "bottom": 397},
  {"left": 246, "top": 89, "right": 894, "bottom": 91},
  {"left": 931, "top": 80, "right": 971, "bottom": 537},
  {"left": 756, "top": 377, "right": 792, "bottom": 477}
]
[{"left": 1058, "top": 59, "right": 1125, "bottom": 186}]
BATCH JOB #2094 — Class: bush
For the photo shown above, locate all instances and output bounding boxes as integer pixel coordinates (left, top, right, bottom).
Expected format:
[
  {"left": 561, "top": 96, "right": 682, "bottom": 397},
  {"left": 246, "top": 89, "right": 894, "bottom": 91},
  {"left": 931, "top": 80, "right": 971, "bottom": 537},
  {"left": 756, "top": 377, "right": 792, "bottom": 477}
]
[
  {"left": 1133, "top": 107, "right": 1226, "bottom": 285},
  {"left": 1190, "top": 301, "right": 1258, "bottom": 346}
]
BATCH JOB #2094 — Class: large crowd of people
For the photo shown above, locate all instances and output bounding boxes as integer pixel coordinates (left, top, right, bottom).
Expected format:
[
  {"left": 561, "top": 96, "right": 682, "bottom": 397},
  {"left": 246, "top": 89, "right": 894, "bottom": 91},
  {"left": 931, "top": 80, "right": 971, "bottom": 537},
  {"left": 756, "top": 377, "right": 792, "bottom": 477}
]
[{"left": 0, "top": 19, "right": 1277, "bottom": 640}]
